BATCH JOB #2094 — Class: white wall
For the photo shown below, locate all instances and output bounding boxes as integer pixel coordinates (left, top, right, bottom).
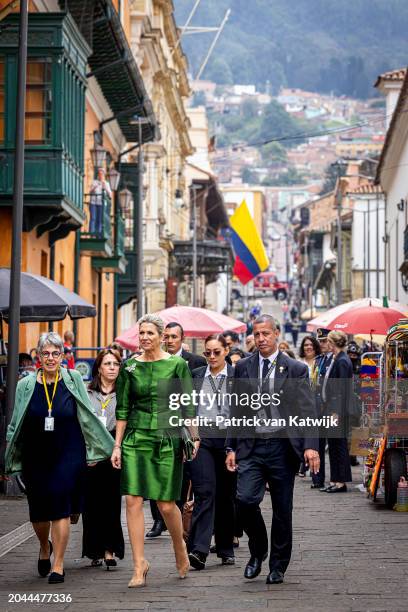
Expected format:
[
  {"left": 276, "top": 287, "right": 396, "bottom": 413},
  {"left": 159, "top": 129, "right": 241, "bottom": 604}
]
[{"left": 352, "top": 196, "right": 385, "bottom": 298}]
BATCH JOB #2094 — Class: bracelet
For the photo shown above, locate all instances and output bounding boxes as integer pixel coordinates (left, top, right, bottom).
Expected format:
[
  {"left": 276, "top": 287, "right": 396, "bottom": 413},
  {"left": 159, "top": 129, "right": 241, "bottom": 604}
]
[
  {"left": 192, "top": 437, "right": 201, "bottom": 442},
  {"left": 113, "top": 444, "right": 121, "bottom": 450}
]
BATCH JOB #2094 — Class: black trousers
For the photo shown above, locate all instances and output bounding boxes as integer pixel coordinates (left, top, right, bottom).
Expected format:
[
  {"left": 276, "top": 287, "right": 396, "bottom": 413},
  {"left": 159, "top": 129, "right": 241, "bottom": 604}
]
[
  {"left": 328, "top": 437, "right": 352, "bottom": 483},
  {"left": 236, "top": 438, "right": 299, "bottom": 573},
  {"left": 188, "top": 437, "right": 235, "bottom": 558},
  {"left": 311, "top": 435, "right": 327, "bottom": 486}
]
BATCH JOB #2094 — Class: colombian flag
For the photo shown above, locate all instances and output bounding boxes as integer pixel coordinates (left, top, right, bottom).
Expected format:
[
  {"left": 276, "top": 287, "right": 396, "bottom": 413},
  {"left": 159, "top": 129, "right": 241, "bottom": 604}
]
[{"left": 229, "top": 201, "right": 269, "bottom": 285}]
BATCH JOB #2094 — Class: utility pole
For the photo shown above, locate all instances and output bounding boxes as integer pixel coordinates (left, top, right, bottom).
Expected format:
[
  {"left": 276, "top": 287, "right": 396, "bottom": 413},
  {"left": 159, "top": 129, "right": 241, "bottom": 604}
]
[{"left": 5, "top": 0, "right": 28, "bottom": 440}]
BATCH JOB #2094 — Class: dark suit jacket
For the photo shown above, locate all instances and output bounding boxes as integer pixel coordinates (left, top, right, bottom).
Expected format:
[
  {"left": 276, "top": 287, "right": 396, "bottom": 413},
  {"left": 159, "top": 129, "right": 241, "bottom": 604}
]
[
  {"left": 324, "top": 350, "right": 353, "bottom": 433},
  {"left": 181, "top": 349, "right": 207, "bottom": 372},
  {"left": 226, "top": 350, "right": 319, "bottom": 461}
]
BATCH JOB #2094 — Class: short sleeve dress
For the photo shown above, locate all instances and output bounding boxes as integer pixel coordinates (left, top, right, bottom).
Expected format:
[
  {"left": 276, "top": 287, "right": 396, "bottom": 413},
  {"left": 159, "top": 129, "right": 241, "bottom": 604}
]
[{"left": 115, "top": 355, "right": 194, "bottom": 501}]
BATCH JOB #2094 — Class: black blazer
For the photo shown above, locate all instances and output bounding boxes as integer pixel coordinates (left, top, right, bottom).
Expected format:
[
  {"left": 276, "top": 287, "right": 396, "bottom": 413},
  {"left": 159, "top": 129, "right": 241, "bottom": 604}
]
[
  {"left": 181, "top": 349, "right": 207, "bottom": 372},
  {"left": 225, "top": 350, "right": 319, "bottom": 461},
  {"left": 324, "top": 350, "right": 353, "bottom": 433}
]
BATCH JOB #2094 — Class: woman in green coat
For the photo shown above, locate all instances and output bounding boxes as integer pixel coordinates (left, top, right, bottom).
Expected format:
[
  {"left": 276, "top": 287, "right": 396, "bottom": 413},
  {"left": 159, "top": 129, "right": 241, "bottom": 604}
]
[
  {"left": 6, "top": 332, "right": 113, "bottom": 584},
  {"left": 111, "top": 314, "right": 200, "bottom": 587}
]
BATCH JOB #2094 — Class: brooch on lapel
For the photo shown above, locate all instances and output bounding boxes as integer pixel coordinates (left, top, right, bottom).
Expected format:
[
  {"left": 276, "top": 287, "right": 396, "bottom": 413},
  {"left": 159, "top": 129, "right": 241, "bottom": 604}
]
[
  {"left": 125, "top": 363, "right": 136, "bottom": 373},
  {"left": 279, "top": 366, "right": 285, "bottom": 373}
]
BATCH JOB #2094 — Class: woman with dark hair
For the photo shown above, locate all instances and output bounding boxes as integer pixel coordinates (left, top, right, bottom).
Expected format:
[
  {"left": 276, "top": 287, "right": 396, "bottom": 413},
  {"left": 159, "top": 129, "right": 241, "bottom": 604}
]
[
  {"left": 320, "top": 330, "right": 353, "bottom": 493},
  {"left": 229, "top": 347, "right": 245, "bottom": 365},
  {"left": 82, "top": 348, "right": 125, "bottom": 568},
  {"left": 298, "top": 336, "right": 321, "bottom": 377},
  {"left": 188, "top": 334, "right": 236, "bottom": 570}
]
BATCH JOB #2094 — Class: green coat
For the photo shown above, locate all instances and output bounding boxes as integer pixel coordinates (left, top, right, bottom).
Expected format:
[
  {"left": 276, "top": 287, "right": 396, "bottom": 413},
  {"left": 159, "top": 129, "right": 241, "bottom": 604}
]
[{"left": 5, "top": 368, "right": 114, "bottom": 475}]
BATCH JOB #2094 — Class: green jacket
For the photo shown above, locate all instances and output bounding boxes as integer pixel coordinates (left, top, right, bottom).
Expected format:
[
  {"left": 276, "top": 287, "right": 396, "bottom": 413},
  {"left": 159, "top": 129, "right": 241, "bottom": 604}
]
[{"left": 5, "top": 368, "right": 114, "bottom": 475}]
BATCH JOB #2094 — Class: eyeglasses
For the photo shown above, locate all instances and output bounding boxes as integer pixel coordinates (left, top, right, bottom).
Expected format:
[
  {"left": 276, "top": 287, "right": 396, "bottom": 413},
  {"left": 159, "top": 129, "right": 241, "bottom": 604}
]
[
  {"left": 41, "top": 351, "right": 61, "bottom": 359},
  {"left": 203, "top": 349, "right": 223, "bottom": 357}
]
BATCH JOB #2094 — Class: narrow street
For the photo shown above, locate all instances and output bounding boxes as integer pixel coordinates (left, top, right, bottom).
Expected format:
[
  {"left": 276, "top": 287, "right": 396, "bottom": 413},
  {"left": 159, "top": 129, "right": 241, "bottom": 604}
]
[{"left": 1, "top": 463, "right": 407, "bottom": 612}]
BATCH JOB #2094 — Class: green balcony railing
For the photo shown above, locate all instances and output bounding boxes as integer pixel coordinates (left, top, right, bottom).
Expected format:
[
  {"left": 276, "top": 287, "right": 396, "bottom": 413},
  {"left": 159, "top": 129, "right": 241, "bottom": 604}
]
[
  {"left": 115, "top": 212, "right": 126, "bottom": 259},
  {"left": 79, "top": 191, "right": 113, "bottom": 257}
]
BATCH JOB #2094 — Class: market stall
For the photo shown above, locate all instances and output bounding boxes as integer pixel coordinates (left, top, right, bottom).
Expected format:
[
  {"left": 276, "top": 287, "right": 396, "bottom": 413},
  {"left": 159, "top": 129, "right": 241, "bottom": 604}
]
[{"left": 364, "top": 319, "right": 408, "bottom": 508}]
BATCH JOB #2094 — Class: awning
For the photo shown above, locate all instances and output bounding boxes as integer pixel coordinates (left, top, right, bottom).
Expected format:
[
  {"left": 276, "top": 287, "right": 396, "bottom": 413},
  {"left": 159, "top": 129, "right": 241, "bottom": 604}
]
[
  {"left": 60, "top": 0, "right": 157, "bottom": 143},
  {"left": 0, "top": 269, "right": 96, "bottom": 322}
]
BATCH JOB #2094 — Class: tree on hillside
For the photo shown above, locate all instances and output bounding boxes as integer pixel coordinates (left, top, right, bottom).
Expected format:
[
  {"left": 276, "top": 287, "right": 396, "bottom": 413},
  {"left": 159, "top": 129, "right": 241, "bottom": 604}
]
[{"left": 258, "top": 101, "right": 304, "bottom": 147}]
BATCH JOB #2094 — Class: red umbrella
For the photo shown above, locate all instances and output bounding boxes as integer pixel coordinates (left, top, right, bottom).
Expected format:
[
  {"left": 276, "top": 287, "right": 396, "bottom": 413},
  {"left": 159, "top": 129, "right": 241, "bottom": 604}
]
[
  {"left": 326, "top": 304, "right": 405, "bottom": 336},
  {"left": 116, "top": 305, "right": 247, "bottom": 351},
  {"left": 307, "top": 297, "right": 407, "bottom": 331}
]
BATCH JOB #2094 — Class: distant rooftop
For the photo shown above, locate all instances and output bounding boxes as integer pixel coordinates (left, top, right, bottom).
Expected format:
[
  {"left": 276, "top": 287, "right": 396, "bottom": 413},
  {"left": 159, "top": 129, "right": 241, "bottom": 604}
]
[{"left": 374, "top": 68, "right": 407, "bottom": 88}]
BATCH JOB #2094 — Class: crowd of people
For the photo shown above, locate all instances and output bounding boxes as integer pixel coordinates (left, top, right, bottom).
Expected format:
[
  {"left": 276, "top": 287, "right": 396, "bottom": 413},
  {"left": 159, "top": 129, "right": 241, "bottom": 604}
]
[{"left": 5, "top": 311, "right": 363, "bottom": 588}]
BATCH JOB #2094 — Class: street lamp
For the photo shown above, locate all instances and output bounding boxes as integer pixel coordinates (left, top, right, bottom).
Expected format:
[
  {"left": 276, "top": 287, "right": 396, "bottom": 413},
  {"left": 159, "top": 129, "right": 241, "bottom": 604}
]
[
  {"left": 90, "top": 145, "right": 107, "bottom": 169},
  {"left": 119, "top": 188, "right": 132, "bottom": 212},
  {"left": 108, "top": 167, "right": 121, "bottom": 191}
]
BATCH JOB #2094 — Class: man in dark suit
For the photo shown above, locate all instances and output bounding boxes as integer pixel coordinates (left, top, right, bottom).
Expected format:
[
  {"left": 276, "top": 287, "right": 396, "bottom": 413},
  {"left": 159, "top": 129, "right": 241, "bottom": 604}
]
[
  {"left": 146, "top": 321, "right": 206, "bottom": 538},
  {"left": 164, "top": 322, "right": 207, "bottom": 370},
  {"left": 225, "top": 314, "right": 320, "bottom": 585}
]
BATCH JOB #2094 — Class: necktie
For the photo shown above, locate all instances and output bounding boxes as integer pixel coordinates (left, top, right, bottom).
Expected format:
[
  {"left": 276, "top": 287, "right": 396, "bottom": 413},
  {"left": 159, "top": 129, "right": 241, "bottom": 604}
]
[
  {"left": 261, "top": 358, "right": 270, "bottom": 394},
  {"left": 262, "top": 358, "right": 270, "bottom": 379}
]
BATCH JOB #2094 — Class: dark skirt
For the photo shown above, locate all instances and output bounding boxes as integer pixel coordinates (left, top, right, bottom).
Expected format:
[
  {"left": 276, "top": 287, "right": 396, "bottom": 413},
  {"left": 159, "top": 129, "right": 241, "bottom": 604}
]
[
  {"left": 82, "top": 460, "right": 124, "bottom": 560},
  {"left": 21, "top": 381, "right": 87, "bottom": 523}
]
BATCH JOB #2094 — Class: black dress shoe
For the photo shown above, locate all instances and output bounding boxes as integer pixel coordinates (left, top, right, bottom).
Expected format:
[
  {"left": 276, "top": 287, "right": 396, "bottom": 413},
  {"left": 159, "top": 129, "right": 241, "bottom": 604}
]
[
  {"left": 266, "top": 569, "right": 284, "bottom": 584},
  {"left": 210, "top": 544, "right": 217, "bottom": 554},
  {"left": 326, "top": 484, "right": 347, "bottom": 493},
  {"left": 146, "top": 519, "right": 167, "bottom": 538},
  {"left": 38, "top": 541, "right": 53, "bottom": 577},
  {"left": 221, "top": 556, "right": 235, "bottom": 565},
  {"left": 311, "top": 483, "right": 324, "bottom": 489},
  {"left": 48, "top": 570, "right": 65, "bottom": 584},
  {"left": 188, "top": 551, "right": 206, "bottom": 570},
  {"left": 319, "top": 484, "right": 336, "bottom": 492},
  {"left": 244, "top": 553, "right": 267, "bottom": 579}
]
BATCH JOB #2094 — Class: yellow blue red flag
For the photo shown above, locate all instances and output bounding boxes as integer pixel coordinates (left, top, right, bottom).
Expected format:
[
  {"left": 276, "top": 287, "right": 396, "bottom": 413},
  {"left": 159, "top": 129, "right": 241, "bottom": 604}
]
[{"left": 229, "top": 200, "right": 269, "bottom": 284}]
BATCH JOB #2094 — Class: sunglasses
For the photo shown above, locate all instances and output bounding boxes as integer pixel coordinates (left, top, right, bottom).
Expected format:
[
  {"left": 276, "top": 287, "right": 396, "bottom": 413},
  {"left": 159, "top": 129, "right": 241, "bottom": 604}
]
[{"left": 203, "top": 349, "right": 223, "bottom": 357}]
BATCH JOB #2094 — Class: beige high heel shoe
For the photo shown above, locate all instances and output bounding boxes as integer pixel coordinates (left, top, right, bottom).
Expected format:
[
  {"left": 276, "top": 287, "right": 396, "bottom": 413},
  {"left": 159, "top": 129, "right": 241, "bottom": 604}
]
[
  {"left": 128, "top": 560, "right": 150, "bottom": 588},
  {"left": 175, "top": 541, "right": 189, "bottom": 579}
]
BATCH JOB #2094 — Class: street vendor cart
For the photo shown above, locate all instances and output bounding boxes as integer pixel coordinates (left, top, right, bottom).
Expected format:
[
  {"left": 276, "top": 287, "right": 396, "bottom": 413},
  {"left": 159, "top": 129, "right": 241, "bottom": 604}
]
[{"left": 366, "top": 319, "right": 408, "bottom": 507}]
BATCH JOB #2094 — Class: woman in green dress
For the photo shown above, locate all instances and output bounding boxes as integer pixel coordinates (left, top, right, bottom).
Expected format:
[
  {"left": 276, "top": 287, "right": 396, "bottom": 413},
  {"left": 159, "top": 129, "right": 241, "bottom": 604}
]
[{"left": 111, "top": 314, "right": 200, "bottom": 587}]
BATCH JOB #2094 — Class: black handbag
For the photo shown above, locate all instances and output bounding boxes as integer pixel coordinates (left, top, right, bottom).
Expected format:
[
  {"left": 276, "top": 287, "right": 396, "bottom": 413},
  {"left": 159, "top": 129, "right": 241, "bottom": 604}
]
[{"left": 181, "top": 427, "right": 195, "bottom": 461}]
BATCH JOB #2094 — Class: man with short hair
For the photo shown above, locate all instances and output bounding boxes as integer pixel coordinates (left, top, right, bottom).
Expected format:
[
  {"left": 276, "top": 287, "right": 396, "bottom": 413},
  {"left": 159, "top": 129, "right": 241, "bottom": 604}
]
[
  {"left": 225, "top": 314, "right": 319, "bottom": 585},
  {"left": 163, "top": 322, "right": 207, "bottom": 371},
  {"left": 222, "top": 330, "right": 240, "bottom": 349}
]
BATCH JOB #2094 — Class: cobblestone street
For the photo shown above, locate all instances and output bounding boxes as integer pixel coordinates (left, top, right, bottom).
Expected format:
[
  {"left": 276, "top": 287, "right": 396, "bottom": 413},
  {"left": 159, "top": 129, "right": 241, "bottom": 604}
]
[{"left": 1, "top": 465, "right": 408, "bottom": 612}]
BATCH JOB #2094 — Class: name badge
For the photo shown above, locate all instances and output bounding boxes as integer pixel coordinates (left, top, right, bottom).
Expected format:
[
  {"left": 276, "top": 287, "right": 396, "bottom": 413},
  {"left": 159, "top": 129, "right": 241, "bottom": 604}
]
[
  {"left": 99, "top": 415, "right": 107, "bottom": 428},
  {"left": 44, "top": 417, "right": 54, "bottom": 431}
]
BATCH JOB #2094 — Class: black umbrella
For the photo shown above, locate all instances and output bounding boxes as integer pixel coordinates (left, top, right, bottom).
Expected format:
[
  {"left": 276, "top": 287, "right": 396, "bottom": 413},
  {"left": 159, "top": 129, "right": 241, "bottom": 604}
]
[{"left": 0, "top": 268, "right": 96, "bottom": 322}]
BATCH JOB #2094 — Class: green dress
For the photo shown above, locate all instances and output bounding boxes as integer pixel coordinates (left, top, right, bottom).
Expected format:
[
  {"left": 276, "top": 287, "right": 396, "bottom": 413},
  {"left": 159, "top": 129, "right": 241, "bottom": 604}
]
[{"left": 115, "top": 355, "right": 194, "bottom": 500}]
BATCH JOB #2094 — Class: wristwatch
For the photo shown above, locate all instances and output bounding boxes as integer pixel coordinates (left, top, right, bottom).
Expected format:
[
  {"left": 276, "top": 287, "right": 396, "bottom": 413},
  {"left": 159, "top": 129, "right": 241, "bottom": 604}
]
[{"left": 225, "top": 447, "right": 234, "bottom": 455}]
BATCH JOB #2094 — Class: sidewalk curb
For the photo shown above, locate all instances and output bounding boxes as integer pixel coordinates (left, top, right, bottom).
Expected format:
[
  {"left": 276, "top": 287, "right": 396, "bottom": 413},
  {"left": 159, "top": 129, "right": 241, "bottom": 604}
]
[{"left": 0, "top": 522, "right": 33, "bottom": 558}]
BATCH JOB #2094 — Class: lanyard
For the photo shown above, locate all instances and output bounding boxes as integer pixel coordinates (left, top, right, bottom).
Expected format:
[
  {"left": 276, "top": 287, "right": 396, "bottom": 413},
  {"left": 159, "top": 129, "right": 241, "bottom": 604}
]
[
  {"left": 42, "top": 370, "right": 59, "bottom": 416},
  {"left": 259, "top": 356, "right": 278, "bottom": 381},
  {"left": 101, "top": 394, "right": 113, "bottom": 412},
  {"left": 208, "top": 374, "right": 226, "bottom": 411}
]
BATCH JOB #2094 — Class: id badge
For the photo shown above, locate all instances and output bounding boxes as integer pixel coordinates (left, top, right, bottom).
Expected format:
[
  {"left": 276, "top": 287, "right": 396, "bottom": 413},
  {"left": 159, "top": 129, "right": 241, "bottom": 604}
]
[
  {"left": 98, "top": 415, "right": 107, "bottom": 428},
  {"left": 44, "top": 417, "right": 54, "bottom": 431}
]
